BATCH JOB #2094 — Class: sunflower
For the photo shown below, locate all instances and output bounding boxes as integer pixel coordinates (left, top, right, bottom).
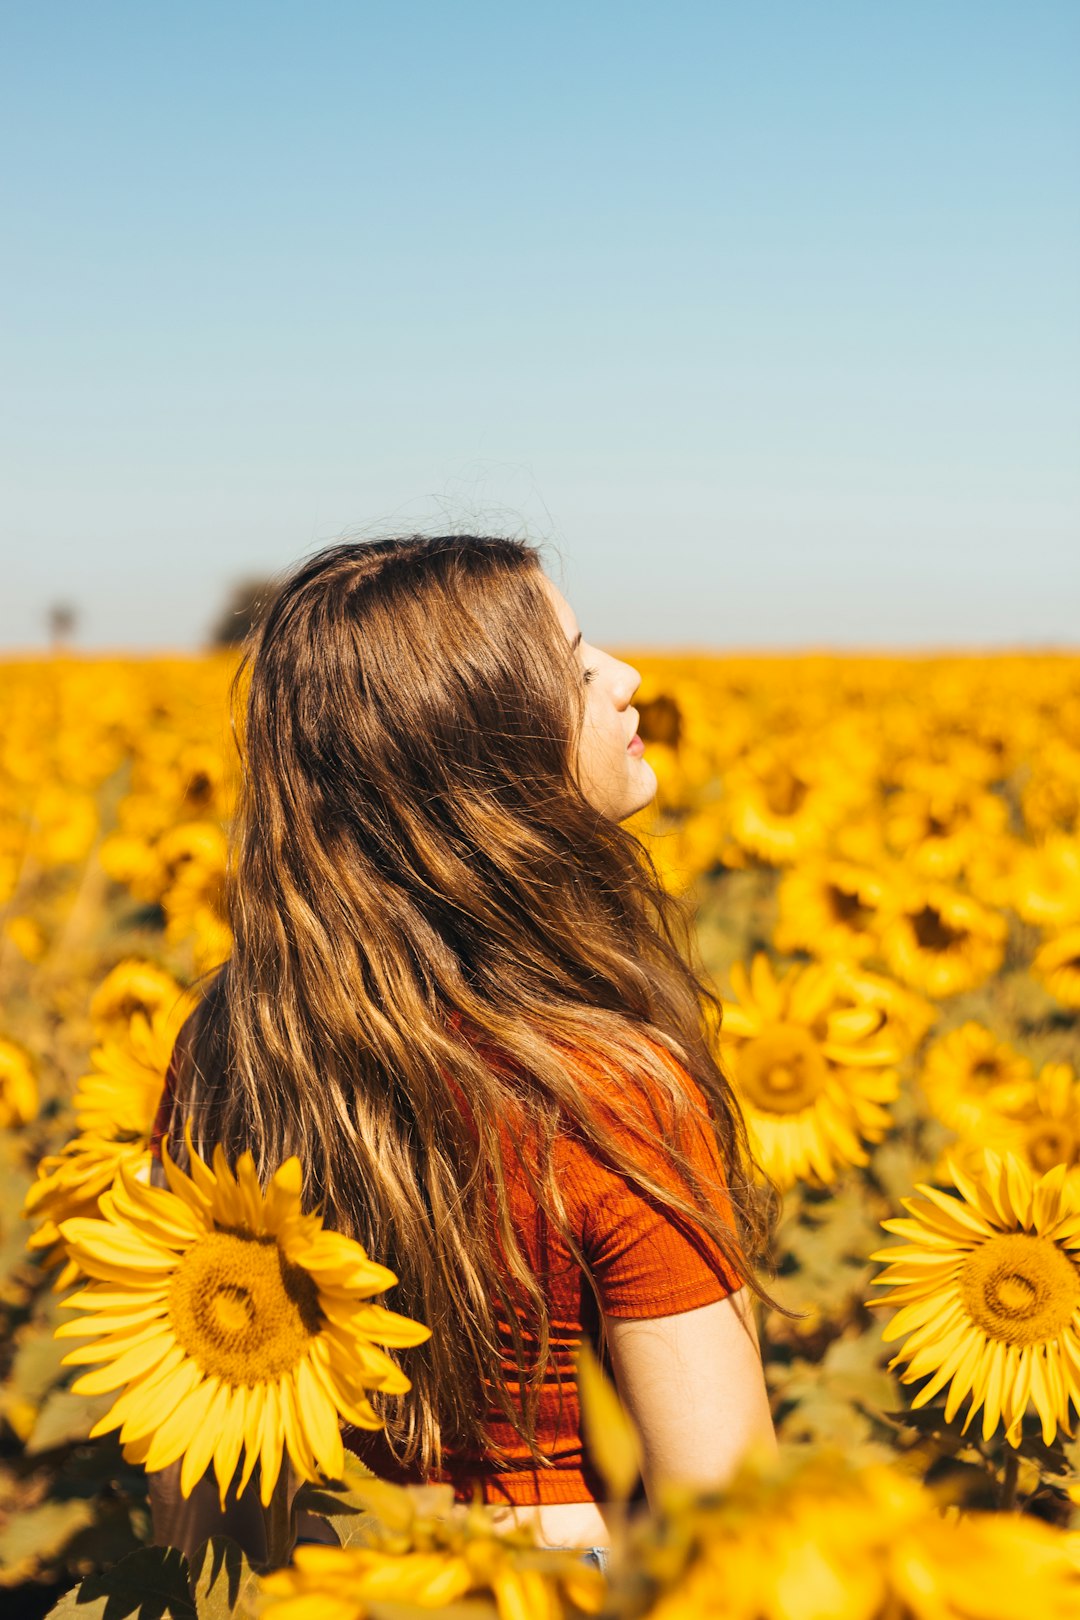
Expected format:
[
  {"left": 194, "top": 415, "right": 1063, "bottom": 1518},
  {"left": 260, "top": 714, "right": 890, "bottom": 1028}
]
[
  {"left": 89, "top": 959, "right": 189, "bottom": 1037},
  {"left": 828, "top": 960, "right": 938, "bottom": 1053},
  {"left": 25, "top": 1140, "right": 152, "bottom": 1287},
  {"left": 259, "top": 1481, "right": 604, "bottom": 1620},
  {"left": 772, "top": 856, "right": 891, "bottom": 961},
  {"left": 56, "top": 1132, "right": 430, "bottom": 1506},
  {"left": 1021, "top": 747, "right": 1080, "bottom": 838},
  {"left": 940, "top": 1062, "right": 1080, "bottom": 1195},
  {"left": 883, "top": 767, "right": 1009, "bottom": 882},
  {"left": 1032, "top": 926, "right": 1080, "bottom": 1010},
  {"left": 877, "top": 878, "right": 1007, "bottom": 998},
  {"left": 172, "top": 741, "right": 236, "bottom": 821},
  {"left": 631, "top": 675, "right": 724, "bottom": 815},
  {"left": 21, "top": 995, "right": 184, "bottom": 1281},
  {"left": 965, "top": 833, "right": 1026, "bottom": 911},
  {"left": 26, "top": 952, "right": 222, "bottom": 1287},
  {"left": 1014, "top": 1062, "right": 1080, "bottom": 1186},
  {"left": 916, "top": 1022, "right": 1035, "bottom": 1139},
  {"left": 718, "top": 953, "right": 901, "bottom": 1190},
  {"left": 866, "top": 1149, "right": 1080, "bottom": 1447},
  {"left": 643, "top": 1445, "right": 1080, "bottom": 1620},
  {"left": 1011, "top": 834, "right": 1080, "bottom": 931},
  {"left": 73, "top": 993, "right": 195, "bottom": 1140},
  {"left": 155, "top": 819, "right": 229, "bottom": 896},
  {"left": 723, "top": 744, "right": 854, "bottom": 867},
  {"left": 99, "top": 830, "right": 165, "bottom": 904},
  {"left": 163, "top": 859, "right": 233, "bottom": 972},
  {"left": 635, "top": 805, "right": 729, "bottom": 895},
  {"left": 0, "top": 1037, "right": 38, "bottom": 1128}
]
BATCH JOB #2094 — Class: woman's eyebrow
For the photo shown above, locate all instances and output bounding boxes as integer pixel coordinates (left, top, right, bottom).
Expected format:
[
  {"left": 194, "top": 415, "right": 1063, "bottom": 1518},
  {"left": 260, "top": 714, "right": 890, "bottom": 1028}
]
[{"left": 569, "top": 631, "right": 583, "bottom": 652}]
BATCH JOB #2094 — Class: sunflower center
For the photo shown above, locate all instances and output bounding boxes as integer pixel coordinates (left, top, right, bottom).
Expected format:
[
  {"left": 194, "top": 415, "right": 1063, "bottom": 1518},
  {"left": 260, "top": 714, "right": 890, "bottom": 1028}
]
[
  {"left": 828, "top": 886, "right": 873, "bottom": 928},
  {"left": 912, "top": 906, "right": 964, "bottom": 952},
  {"left": 1026, "top": 1121, "right": 1079, "bottom": 1173},
  {"left": 763, "top": 766, "right": 807, "bottom": 818},
  {"left": 959, "top": 1232, "right": 1080, "bottom": 1347},
  {"left": 736, "top": 1025, "right": 827, "bottom": 1115},
  {"left": 212, "top": 1285, "right": 256, "bottom": 1336},
  {"left": 183, "top": 772, "right": 215, "bottom": 811},
  {"left": 168, "top": 1230, "right": 322, "bottom": 1385},
  {"left": 636, "top": 694, "right": 683, "bottom": 748},
  {"left": 110, "top": 994, "right": 152, "bottom": 1023}
]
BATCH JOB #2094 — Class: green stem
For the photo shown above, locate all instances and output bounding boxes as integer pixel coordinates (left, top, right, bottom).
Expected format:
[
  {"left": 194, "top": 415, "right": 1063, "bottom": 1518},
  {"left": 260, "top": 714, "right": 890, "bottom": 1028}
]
[
  {"left": 263, "top": 1470, "right": 294, "bottom": 1571},
  {"left": 998, "top": 1449, "right": 1020, "bottom": 1512}
]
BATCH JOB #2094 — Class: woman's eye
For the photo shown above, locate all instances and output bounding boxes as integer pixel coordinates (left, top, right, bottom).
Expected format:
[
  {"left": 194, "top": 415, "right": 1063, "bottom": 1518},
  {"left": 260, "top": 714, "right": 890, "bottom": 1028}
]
[{"left": 582, "top": 666, "right": 598, "bottom": 686}]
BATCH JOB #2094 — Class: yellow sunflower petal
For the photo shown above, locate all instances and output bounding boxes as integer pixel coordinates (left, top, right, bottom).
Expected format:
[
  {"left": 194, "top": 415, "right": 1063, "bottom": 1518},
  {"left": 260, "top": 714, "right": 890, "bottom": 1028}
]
[
  {"left": 181, "top": 1379, "right": 230, "bottom": 1497},
  {"left": 69, "top": 1332, "right": 178, "bottom": 1392},
  {"left": 143, "top": 1375, "right": 222, "bottom": 1475},
  {"left": 296, "top": 1356, "right": 344, "bottom": 1482},
  {"left": 750, "top": 953, "right": 784, "bottom": 1021},
  {"left": 259, "top": 1381, "right": 285, "bottom": 1505},
  {"left": 237, "top": 1382, "right": 266, "bottom": 1500},
  {"left": 213, "top": 1384, "right": 248, "bottom": 1508}
]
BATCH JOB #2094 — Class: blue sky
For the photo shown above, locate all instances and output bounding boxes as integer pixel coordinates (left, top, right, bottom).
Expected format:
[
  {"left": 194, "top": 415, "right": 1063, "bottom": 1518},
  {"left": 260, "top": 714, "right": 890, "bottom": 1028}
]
[{"left": 3, "top": 1, "right": 1078, "bottom": 650}]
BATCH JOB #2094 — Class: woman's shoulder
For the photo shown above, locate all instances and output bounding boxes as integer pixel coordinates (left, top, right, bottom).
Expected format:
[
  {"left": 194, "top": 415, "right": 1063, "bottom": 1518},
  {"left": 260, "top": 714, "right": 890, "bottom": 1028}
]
[
  {"left": 561, "top": 1033, "right": 713, "bottom": 1133},
  {"left": 553, "top": 1038, "right": 746, "bottom": 1310}
]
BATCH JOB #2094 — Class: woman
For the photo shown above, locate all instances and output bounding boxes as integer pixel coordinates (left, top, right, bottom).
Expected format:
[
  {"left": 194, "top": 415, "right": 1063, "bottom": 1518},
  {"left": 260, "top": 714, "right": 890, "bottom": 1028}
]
[{"left": 151, "top": 535, "right": 784, "bottom": 1560}]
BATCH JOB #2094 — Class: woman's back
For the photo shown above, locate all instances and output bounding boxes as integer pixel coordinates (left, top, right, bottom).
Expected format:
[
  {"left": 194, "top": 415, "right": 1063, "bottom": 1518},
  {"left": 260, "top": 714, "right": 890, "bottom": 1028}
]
[
  {"left": 154, "top": 535, "right": 782, "bottom": 1545},
  {"left": 339, "top": 1040, "right": 744, "bottom": 1507}
]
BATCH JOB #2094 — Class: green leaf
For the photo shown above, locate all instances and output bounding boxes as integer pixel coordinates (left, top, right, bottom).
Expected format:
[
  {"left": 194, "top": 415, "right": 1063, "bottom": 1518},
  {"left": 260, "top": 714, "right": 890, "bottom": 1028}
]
[
  {"left": 1060, "top": 1433, "right": 1080, "bottom": 1480},
  {"left": 868, "top": 1136, "right": 939, "bottom": 1204},
  {"left": 0, "top": 1498, "right": 97, "bottom": 1586},
  {"left": 770, "top": 1330, "right": 900, "bottom": 1460},
  {"left": 44, "top": 1545, "right": 195, "bottom": 1620},
  {"left": 341, "top": 1447, "right": 376, "bottom": 1478},
  {"left": 777, "top": 1385, "right": 873, "bottom": 1448},
  {"left": 26, "top": 1387, "right": 115, "bottom": 1454},
  {"left": 576, "top": 1340, "right": 642, "bottom": 1503},
  {"left": 1, "top": 1301, "right": 73, "bottom": 1415},
  {"left": 775, "top": 1178, "right": 883, "bottom": 1309},
  {"left": 818, "top": 1331, "right": 900, "bottom": 1411},
  {"left": 193, "top": 1536, "right": 260, "bottom": 1620},
  {"left": 291, "top": 1482, "right": 383, "bottom": 1549},
  {"left": 288, "top": 1446, "right": 385, "bottom": 1545}
]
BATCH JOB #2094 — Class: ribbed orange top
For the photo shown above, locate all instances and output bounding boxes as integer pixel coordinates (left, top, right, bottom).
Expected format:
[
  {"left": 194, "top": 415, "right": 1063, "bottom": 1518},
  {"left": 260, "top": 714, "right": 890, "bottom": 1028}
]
[
  {"left": 152, "top": 1041, "right": 744, "bottom": 1507},
  {"left": 344, "top": 1044, "right": 745, "bottom": 1505}
]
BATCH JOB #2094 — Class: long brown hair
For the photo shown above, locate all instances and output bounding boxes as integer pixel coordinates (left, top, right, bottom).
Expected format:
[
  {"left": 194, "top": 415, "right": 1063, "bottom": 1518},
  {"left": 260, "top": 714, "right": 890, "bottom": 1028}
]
[{"left": 169, "top": 536, "right": 788, "bottom": 1474}]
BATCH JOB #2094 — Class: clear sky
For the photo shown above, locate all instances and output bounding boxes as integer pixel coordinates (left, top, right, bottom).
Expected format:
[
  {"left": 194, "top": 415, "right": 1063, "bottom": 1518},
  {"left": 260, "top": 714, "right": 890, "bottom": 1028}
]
[{"left": 3, "top": 1, "right": 1078, "bottom": 651}]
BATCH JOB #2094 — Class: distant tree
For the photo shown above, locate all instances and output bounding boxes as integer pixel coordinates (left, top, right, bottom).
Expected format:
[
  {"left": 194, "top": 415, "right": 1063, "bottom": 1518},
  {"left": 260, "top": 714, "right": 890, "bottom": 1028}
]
[
  {"left": 48, "top": 602, "right": 77, "bottom": 649},
  {"left": 207, "top": 577, "right": 281, "bottom": 647}
]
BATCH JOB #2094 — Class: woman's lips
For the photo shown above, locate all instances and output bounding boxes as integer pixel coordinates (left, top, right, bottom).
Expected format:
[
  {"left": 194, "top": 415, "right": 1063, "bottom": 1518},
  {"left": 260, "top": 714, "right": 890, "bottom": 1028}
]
[{"left": 628, "top": 734, "right": 645, "bottom": 757}]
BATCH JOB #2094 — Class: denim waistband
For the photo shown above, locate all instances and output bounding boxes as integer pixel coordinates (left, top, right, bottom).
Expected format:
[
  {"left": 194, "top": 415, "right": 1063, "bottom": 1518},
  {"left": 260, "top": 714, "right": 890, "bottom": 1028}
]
[{"left": 577, "top": 1546, "right": 610, "bottom": 1572}]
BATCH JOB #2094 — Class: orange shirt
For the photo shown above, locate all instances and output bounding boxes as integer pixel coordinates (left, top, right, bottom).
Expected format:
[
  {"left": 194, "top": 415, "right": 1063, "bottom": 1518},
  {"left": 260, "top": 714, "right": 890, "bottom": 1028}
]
[
  {"left": 345, "top": 1046, "right": 745, "bottom": 1505},
  {"left": 152, "top": 1043, "right": 744, "bottom": 1506}
]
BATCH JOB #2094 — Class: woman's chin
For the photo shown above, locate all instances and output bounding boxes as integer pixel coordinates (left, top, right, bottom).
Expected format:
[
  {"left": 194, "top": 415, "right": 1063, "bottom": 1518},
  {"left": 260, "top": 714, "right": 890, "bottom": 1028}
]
[{"left": 622, "top": 761, "right": 658, "bottom": 820}]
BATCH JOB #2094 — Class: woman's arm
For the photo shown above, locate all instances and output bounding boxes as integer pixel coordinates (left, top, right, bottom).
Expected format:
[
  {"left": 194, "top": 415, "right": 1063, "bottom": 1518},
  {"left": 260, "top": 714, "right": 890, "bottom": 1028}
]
[{"left": 603, "top": 1286, "right": 778, "bottom": 1500}]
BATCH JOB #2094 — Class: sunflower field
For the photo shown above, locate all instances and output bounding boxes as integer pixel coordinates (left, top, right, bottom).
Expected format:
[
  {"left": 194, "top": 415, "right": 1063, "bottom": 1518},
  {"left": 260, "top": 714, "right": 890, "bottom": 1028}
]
[{"left": 2, "top": 648, "right": 1080, "bottom": 1619}]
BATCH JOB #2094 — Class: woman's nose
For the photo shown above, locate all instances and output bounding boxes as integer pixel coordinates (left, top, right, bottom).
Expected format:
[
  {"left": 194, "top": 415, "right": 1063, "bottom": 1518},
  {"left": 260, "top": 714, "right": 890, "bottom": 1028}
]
[{"left": 617, "top": 660, "right": 642, "bottom": 705}]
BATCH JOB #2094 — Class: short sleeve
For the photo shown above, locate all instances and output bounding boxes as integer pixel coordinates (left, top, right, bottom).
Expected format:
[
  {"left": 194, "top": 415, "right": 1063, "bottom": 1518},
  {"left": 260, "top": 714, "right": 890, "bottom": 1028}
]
[{"left": 562, "top": 1053, "right": 746, "bottom": 1319}]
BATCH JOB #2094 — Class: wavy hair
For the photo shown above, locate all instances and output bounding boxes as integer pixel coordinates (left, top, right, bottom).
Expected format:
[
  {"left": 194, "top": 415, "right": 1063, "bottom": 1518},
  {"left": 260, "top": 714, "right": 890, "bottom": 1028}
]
[{"left": 168, "top": 535, "right": 789, "bottom": 1475}]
